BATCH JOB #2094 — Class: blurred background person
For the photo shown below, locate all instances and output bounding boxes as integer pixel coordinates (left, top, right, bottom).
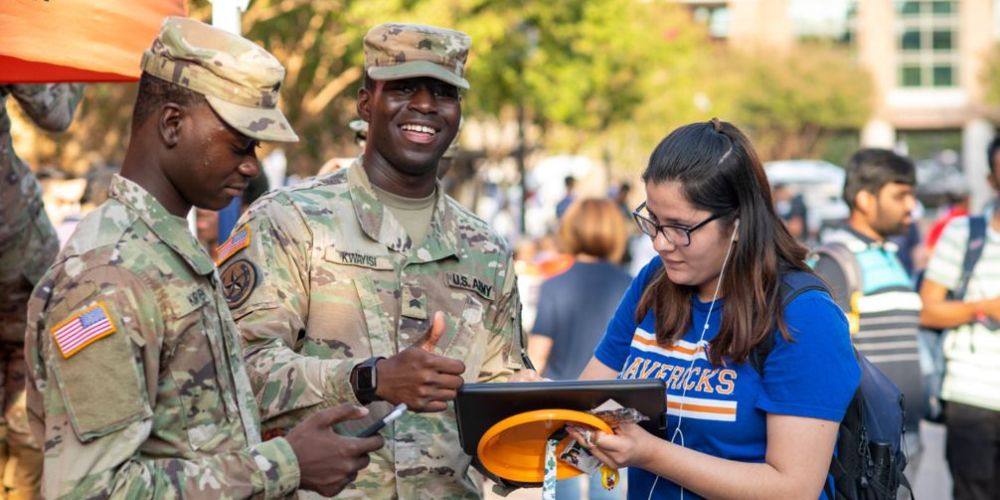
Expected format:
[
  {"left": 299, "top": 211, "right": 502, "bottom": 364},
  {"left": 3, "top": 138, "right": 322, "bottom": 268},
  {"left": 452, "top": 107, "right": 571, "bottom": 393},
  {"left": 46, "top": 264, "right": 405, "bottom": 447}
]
[
  {"left": 612, "top": 181, "right": 632, "bottom": 221},
  {"left": 889, "top": 218, "right": 926, "bottom": 279},
  {"left": 926, "top": 186, "right": 971, "bottom": 252},
  {"left": 919, "top": 136, "right": 1000, "bottom": 500},
  {"left": 812, "top": 148, "right": 925, "bottom": 481},
  {"left": 555, "top": 175, "right": 577, "bottom": 220},
  {"left": 0, "top": 82, "right": 83, "bottom": 500},
  {"left": 773, "top": 182, "right": 808, "bottom": 242},
  {"left": 528, "top": 197, "right": 631, "bottom": 500},
  {"left": 195, "top": 207, "right": 220, "bottom": 261}
]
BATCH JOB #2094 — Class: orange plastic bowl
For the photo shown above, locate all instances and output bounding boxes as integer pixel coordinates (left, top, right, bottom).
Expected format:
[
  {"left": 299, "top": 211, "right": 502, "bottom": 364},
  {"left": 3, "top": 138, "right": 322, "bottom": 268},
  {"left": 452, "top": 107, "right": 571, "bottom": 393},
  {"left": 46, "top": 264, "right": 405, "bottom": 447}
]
[{"left": 476, "top": 409, "right": 612, "bottom": 483}]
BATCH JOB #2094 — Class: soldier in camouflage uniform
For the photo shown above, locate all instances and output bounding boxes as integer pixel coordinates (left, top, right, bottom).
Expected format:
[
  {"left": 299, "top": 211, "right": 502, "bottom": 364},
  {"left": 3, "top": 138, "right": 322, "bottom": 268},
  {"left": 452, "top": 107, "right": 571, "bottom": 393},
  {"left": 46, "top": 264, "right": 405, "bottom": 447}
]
[
  {"left": 0, "top": 82, "right": 83, "bottom": 499},
  {"left": 219, "top": 23, "right": 530, "bottom": 499},
  {"left": 24, "top": 17, "right": 382, "bottom": 499}
]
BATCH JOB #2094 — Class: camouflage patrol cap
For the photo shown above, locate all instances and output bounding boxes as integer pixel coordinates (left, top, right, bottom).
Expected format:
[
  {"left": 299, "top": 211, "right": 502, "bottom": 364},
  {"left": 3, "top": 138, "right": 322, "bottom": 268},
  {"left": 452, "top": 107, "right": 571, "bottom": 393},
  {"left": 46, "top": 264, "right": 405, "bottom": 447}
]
[
  {"left": 364, "top": 23, "right": 471, "bottom": 90},
  {"left": 140, "top": 16, "right": 299, "bottom": 143}
]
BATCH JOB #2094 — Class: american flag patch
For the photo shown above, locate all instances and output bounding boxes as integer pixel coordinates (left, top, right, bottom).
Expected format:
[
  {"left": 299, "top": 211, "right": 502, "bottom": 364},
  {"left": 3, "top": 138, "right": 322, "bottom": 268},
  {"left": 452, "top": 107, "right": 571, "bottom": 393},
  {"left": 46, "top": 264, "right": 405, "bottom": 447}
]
[
  {"left": 50, "top": 302, "right": 117, "bottom": 359},
  {"left": 215, "top": 225, "right": 252, "bottom": 266}
]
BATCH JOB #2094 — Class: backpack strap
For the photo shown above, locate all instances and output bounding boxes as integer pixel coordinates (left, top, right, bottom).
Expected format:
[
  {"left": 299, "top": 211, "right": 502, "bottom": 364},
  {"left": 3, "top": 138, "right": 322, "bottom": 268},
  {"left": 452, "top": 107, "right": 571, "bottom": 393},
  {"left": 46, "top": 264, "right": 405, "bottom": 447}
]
[
  {"left": 955, "top": 215, "right": 987, "bottom": 300},
  {"left": 750, "top": 271, "right": 830, "bottom": 374}
]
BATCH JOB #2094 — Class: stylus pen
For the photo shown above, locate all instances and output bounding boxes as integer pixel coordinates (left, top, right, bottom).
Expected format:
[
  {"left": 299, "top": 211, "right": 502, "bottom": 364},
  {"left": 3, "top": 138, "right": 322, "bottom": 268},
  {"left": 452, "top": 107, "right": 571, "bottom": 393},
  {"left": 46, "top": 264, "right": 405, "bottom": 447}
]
[{"left": 356, "top": 403, "right": 408, "bottom": 438}]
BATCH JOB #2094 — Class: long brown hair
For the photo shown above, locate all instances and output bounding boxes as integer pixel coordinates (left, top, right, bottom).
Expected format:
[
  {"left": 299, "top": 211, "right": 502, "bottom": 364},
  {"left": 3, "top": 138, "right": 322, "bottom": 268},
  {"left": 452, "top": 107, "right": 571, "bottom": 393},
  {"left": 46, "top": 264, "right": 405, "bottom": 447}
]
[{"left": 635, "top": 119, "right": 812, "bottom": 366}]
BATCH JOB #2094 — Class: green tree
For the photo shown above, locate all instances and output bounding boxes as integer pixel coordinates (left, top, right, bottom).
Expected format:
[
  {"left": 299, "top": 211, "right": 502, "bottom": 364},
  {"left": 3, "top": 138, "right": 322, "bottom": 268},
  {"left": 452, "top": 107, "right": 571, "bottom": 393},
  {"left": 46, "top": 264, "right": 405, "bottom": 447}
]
[{"left": 718, "top": 43, "right": 874, "bottom": 161}]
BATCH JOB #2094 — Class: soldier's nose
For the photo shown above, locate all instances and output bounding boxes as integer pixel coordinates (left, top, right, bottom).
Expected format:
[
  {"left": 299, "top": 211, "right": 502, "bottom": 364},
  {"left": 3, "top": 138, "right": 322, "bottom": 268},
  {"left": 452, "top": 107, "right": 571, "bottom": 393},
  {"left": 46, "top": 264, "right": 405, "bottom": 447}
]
[{"left": 239, "top": 158, "right": 261, "bottom": 178}]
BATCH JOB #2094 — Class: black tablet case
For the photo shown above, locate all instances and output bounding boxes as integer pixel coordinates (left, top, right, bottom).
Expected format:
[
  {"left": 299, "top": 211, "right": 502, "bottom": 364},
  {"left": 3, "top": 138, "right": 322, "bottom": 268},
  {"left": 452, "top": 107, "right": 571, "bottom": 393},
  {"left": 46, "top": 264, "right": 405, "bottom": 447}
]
[{"left": 456, "top": 378, "right": 667, "bottom": 457}]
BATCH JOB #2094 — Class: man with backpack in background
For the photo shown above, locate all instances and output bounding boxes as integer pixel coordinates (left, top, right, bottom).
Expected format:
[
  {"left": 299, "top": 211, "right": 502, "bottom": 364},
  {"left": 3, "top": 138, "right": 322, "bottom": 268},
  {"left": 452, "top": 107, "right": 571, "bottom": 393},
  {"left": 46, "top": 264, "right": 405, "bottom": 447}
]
[
  {"left": 812, "top": 148, "right": 926, "bottom": 481},
  {"left": 919, "top": 137, "right": 1000, "bottom": 500}
]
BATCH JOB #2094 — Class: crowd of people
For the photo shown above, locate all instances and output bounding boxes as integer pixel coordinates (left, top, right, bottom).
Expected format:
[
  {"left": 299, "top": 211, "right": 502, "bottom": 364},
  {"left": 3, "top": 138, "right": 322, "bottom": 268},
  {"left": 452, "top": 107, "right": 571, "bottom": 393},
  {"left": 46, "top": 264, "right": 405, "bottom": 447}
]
[{"left": 3, "top": 13, "right": 1000, "bottom": 500}]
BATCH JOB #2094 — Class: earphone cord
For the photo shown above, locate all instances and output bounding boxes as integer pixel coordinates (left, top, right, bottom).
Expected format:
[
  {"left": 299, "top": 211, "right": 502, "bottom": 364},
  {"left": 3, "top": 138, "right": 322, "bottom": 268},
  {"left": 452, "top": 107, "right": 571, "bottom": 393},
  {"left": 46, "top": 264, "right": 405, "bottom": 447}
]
[{"left": 652, "top": 221, "right": 739, "bottom": 500}]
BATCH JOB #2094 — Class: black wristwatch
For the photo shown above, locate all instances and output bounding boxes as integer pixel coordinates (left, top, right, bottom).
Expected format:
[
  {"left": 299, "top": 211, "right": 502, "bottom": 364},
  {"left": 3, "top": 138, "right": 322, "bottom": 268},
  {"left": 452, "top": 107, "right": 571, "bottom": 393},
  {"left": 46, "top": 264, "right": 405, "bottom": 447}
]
[{"left": 351, "top": 356, "right": 385, "bottom": 405}]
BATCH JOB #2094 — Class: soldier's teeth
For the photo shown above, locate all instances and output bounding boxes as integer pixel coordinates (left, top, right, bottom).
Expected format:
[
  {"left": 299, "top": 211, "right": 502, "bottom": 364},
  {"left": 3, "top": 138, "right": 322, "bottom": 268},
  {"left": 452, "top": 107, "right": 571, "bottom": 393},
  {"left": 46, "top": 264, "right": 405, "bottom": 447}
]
[{"left": 401, "top": 124, "right": 435, "bottom": 134}]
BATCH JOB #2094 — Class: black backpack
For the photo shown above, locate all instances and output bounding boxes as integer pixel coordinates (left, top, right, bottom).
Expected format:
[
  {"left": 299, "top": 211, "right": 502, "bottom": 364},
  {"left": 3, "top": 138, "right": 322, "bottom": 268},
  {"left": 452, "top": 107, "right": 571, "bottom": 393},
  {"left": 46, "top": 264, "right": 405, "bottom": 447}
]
[{"left": 752, "top": 271, "right": 913, "bottom": 500}]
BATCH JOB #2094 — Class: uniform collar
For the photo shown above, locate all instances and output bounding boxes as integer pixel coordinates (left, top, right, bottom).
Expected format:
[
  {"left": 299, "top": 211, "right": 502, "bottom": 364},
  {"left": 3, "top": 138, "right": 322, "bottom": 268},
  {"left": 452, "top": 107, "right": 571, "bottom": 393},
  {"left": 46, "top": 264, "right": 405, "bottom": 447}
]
[
  {"left": 109, "top": 174, "right": 215, "bottom": 276},
  {"left": 347, "top": 159, "right": 459, "bottom": 262}
]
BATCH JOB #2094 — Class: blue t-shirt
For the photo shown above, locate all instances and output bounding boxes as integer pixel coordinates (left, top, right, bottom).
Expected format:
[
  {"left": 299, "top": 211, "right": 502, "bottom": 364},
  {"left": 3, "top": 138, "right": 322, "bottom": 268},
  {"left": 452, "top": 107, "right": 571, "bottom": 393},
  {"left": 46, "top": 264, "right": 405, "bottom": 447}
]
[{"left": 594, "top": 257, "right": 860, "bottom": 500}]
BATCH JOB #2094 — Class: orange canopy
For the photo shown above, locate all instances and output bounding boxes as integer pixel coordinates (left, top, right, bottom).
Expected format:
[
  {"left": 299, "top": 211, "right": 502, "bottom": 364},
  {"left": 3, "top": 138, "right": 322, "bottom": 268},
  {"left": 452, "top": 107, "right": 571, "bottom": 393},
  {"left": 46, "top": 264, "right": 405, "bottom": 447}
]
[{"left": 0, "top": 0, "right": 187, "bottom": 83}]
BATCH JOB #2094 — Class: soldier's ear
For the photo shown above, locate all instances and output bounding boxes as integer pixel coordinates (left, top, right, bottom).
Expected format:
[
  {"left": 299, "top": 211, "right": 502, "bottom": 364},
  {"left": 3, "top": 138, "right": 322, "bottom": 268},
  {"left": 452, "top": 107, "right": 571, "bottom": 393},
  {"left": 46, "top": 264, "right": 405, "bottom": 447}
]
[
  {"left": 158, "top": 103, "right": 183, "bottom": 148},
  {"left": 357, "top": 86, "right": 371, "bottom": 122}
]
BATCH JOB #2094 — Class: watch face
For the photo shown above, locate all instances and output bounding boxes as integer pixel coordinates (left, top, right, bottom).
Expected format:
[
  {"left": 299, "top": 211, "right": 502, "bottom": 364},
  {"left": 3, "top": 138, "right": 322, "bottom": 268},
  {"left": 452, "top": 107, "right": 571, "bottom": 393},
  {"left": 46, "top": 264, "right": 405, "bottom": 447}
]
[{"left": 358, "top": 365, "right": 376, "bottom": 391}]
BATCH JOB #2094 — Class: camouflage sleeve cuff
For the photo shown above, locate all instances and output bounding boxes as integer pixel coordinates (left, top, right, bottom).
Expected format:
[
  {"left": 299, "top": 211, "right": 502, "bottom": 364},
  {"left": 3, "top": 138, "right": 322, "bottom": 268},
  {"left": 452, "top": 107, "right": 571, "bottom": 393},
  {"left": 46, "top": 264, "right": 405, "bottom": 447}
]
[
  {"left": 252, "top": 437, "right": 301, "bottom": 499},
  {"left": 328, "top": 359, "right": 362, "bottom": 407}
]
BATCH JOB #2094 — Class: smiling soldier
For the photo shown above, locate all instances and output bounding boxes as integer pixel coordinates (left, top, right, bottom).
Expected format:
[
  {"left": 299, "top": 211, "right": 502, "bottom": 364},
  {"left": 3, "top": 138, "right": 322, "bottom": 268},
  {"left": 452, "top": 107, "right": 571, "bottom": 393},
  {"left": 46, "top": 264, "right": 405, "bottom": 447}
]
[{"left": 218, "top": 23, "right": 530, "bottom": 498}]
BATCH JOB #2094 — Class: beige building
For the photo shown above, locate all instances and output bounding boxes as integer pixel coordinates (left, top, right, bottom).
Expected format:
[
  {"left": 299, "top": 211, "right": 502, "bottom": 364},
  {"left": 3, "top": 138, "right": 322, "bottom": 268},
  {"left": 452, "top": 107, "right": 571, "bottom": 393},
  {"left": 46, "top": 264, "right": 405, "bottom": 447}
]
[{"left": 683, "top": 0, "right": 1000, "bottom": 208}]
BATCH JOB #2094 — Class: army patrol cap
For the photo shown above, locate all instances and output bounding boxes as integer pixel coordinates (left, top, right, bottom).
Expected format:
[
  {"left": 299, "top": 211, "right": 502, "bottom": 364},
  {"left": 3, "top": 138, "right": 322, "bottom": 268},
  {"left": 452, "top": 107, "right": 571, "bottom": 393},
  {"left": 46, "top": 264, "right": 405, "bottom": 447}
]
[
  {"left": 364, "top": 23, "right": 471, "bottom": 90},
  {"left": 140, "top": 16, "right": 299, "bottom": 143}
]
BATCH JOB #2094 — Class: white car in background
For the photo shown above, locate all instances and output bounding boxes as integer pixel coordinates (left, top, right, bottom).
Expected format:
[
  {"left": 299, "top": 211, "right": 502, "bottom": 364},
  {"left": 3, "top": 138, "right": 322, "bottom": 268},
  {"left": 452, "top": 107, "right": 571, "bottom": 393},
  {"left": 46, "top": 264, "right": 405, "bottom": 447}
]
[{"left": 764, "top": 159, "right": 849, "bottom": 238}]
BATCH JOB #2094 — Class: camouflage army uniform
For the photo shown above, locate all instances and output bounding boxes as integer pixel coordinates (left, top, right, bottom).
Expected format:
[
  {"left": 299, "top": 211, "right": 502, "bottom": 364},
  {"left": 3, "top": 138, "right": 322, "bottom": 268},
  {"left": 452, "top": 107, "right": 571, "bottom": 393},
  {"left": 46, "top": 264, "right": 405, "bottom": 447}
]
[
  {"left": 24, "top": 175, "right": 300, "bottom": 499},
  {"left": 0, "top": 83, "right": 82, "bottom": 499},
  {"left": 221, "top": 162, "right": 526, "bottom": 499}
]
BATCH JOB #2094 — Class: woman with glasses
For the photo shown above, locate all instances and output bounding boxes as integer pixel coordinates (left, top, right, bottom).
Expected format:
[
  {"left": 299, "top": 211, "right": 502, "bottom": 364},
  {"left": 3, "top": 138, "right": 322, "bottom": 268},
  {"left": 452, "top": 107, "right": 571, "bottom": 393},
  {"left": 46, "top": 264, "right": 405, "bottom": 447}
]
[{"left": 572, "top": 119, "right": 860, "bottom": 499}]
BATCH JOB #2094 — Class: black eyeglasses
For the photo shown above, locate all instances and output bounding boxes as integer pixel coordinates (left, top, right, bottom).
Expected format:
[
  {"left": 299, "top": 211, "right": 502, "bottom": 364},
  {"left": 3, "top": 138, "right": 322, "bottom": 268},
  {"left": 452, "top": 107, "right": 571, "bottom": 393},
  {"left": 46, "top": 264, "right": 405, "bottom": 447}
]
[{"left": 632, "top": 201, "right": 728, "bottom": 247}]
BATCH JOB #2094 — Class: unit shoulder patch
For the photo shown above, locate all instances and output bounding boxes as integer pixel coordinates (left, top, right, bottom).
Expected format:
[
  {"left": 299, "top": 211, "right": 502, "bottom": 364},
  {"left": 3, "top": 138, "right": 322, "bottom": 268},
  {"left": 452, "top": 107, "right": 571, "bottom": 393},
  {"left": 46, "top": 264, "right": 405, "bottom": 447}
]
[
  {"left": 50, "top": 301, "right": 118, "bottom": 359},
  {"left": 215, "top": 225, "right": 252, "bottom": 266},
  {"left": 221, "top": 258, "right": 258, "bottom": 309}
]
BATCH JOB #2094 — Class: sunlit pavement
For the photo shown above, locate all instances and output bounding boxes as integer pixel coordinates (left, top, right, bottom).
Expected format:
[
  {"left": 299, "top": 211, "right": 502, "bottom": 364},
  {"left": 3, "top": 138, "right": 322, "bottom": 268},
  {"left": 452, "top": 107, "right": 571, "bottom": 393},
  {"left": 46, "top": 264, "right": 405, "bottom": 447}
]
[{"left": 914, "top": 421, "right": 951, "bottom": 500}]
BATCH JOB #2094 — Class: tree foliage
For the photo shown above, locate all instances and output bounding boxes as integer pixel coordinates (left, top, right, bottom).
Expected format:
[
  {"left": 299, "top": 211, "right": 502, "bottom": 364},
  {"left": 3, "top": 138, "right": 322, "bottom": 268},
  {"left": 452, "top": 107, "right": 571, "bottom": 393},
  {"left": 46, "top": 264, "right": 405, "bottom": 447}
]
[
  {"left": 718, "top": 43, "right": 873, "bottom": 160},
  {"left": 22, "top": 1, "right": 872, "bottom": 181}
]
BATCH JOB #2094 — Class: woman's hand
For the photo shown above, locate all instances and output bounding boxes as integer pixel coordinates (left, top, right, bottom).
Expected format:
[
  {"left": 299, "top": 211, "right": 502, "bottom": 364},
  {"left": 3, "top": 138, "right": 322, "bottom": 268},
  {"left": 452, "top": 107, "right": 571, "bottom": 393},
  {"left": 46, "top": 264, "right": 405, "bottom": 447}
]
[{"left": 567, "top": 422, "right": 655, "bottom": 469}]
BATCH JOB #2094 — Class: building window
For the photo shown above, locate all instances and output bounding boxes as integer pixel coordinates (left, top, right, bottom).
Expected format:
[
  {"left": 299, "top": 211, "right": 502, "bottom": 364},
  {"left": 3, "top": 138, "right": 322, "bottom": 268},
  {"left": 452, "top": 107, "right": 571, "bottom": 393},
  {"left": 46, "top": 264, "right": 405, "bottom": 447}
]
[
  {"left": 897, "top": 0, "right": 959, "bottom": 88},
  {"left": 691, "top": 5, "right": 730, "bottom": 39},
  {"left": 790, "top": 0, "right": 856, "bottom": 44}
]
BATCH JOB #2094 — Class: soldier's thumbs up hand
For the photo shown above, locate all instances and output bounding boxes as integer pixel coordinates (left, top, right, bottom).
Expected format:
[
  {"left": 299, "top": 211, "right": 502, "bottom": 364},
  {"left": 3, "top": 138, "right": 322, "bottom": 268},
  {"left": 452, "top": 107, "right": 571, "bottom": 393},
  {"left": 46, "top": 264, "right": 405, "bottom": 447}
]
[
  {"left": 418, "top": 311, "right": 446, "bottom": 352},
  {"left": 374, "top": 311, "right": 466, "bottom": 412}
]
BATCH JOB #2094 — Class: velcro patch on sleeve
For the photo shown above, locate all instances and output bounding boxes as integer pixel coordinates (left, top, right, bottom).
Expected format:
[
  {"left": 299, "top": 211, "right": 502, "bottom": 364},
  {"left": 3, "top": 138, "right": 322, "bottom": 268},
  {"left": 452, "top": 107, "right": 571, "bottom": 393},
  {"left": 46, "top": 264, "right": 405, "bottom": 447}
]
[
  {"left": 221, "top": 258, "right": 258, "bottom": 309},
  {"left": 50, "top": 301, "right": 117, "bottom": 359},
  {"left": 215, "top": 225, "right": 252, "bottom": 266}
]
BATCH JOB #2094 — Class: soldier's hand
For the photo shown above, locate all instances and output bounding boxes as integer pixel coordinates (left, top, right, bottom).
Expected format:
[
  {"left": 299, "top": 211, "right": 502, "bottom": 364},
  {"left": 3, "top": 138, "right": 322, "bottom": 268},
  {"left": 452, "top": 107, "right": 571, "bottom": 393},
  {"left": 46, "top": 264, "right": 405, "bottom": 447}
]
[
  {"left": 376, "top": 311, "right": 466, "bottom": 412},
  {"left": 286, "top": 404, "right": 384, "bottom": 496}
]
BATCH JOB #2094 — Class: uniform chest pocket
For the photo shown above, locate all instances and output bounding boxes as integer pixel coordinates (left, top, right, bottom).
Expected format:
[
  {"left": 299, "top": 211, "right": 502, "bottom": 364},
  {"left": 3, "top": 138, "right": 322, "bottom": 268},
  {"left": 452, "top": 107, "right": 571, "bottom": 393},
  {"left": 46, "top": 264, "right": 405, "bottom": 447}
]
[
  {"left": 437, "top": 286, "right": 491, "bottom": 380},
  {"left": 164, "top": 292, "right": 229, "bottom": 450}
]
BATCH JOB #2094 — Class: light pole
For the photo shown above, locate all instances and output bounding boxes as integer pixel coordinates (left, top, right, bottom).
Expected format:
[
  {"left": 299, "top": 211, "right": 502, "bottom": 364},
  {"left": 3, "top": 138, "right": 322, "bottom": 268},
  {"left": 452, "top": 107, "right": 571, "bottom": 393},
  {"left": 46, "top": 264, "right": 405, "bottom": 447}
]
[{"left": 515, "top": 21, "right": 538, "bottom": 238}]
